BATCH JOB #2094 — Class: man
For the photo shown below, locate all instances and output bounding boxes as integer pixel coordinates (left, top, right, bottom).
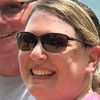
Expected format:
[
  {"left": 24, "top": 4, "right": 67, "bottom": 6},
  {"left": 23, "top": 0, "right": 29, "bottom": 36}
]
[{"left": 0, "top": 0, "right": 37, "bottom": 100}]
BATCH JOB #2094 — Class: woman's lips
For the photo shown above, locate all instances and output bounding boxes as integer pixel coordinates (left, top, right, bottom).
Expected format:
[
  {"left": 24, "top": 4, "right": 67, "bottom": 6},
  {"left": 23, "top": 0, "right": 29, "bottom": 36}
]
[{"left": 30, "top": 67, "right": 56, "bottom": 79}]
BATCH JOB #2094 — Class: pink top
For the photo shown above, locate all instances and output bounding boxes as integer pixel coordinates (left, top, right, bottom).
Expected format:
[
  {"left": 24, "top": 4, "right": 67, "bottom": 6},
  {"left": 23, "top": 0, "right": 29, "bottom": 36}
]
[{"left": 82, "top": 92, "right": 100, "bottom": 100}]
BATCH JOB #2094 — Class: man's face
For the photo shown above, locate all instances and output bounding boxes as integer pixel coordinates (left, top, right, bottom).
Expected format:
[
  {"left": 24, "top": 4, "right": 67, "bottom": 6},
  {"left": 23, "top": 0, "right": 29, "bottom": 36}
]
[{"left": 0, "top": 0, "right": 37, "bottom": 76}]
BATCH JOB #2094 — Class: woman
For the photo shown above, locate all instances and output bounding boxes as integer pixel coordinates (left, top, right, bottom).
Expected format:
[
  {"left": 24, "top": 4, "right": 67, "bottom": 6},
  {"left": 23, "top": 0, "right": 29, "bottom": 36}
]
[{"left": 17, "top": 0, "right": 100, "bottom": 99}]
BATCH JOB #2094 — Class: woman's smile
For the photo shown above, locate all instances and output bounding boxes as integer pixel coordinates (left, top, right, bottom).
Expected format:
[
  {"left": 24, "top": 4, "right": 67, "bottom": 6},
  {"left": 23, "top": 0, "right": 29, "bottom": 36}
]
[{"left": 30, "top": 66, "right": 56, "bottom": 79}]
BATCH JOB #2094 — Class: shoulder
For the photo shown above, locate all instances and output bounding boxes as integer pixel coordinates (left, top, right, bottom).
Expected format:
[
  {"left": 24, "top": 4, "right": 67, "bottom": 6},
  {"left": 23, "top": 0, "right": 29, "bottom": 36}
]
[{"left": 83, "top": 92, "right": 100, "bottom": 100}]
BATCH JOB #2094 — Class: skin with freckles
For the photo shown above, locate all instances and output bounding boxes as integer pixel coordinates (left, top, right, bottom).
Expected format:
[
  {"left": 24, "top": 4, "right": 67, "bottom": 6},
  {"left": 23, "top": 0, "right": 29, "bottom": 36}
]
[
  {"left": 0, "top": 0, "right": 37, "bottom": 76},
  {"left": 18, "top": 0, "right": 100, "bottom": 100}
]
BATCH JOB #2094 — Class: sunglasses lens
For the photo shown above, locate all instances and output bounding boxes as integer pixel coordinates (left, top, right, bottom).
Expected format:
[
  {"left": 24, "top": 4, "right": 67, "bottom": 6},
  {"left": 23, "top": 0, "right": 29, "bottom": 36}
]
[
  {"left": 17, "top": 32, "right": 70, "bottom": 53},
  {"left": 17, "top": 32, "right": 38, "bottom": 51},
  {"left": 2, "top": 2, "right": 27, "bottom": 17},
  {"left": 42, "top": 33, "right": 68, "bottom": 53}
]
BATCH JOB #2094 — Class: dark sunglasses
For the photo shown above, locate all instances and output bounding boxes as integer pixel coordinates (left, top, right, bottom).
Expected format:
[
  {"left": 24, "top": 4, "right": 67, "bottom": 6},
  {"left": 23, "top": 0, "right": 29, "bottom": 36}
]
[
  {"left": 0, "top": 1, "right": 33, "bottom": 18},
  {"left": 0, "top": 0, "right": 36, "bottom": 39},
  {"left": 16, "top": 32, "right": 90, "bottom": 53}
]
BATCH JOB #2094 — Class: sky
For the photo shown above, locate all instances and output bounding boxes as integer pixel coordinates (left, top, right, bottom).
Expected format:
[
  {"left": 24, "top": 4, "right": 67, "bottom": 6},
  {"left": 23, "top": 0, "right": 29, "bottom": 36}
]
[{"left": 79, "top": 0, "right": 100, "bottom": 22}]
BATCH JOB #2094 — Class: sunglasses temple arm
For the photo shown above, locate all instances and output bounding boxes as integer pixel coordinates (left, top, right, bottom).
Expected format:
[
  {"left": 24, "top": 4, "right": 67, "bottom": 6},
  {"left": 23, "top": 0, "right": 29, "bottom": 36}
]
[{"left": 70, "top": 38, "right": 92, "bottom": 47}]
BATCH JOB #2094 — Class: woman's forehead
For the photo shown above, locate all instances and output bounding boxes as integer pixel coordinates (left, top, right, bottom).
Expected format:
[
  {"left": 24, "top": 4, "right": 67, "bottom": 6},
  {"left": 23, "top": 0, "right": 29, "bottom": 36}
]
[{"left": 25, "top": 10, "right": 76, "bottom": 38}]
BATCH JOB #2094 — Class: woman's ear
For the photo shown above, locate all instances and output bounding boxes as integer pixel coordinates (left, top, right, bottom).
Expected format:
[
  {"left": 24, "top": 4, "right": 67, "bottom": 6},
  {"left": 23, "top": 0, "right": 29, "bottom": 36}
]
[{"left": 85, "top": 46, "right": 100, "bottom": 74}]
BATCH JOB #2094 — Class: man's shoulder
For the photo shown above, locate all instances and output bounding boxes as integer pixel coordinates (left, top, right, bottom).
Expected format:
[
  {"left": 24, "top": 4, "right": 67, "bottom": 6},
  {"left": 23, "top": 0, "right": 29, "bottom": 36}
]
[{"left": 28, "top": 95, "right": 36, "bottom": 100}]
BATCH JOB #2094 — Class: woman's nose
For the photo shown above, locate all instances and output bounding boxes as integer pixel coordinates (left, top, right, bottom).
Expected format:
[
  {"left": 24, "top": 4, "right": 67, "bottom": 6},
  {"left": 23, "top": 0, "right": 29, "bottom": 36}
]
[{"left": 30, "top": 42, "right": 47, "bottom": 61}]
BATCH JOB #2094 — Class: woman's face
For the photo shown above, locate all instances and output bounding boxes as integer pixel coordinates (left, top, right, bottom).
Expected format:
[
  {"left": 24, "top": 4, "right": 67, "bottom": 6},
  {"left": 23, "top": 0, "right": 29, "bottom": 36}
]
[{"left": 18, "top": 10, "right": 91, "bottom": 100}]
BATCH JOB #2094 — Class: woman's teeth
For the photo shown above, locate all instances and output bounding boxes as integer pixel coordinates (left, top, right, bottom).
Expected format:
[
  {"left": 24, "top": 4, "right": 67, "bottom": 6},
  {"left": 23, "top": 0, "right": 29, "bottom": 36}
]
[{"left": 30, "top": 69, "right": 55, "bottom": 76}]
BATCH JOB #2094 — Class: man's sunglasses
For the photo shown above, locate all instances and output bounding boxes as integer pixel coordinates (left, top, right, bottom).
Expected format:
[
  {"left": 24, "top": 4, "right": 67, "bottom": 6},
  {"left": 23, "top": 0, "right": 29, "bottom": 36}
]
[
  {"left": 0, "top": 0, "right": 36, "bottom": 39},
  {"left": 0, "top": 0, "right": 34, "bottom": 18},
  {"left": 16, "top": 32, "right": 91, "bottom": 53}
]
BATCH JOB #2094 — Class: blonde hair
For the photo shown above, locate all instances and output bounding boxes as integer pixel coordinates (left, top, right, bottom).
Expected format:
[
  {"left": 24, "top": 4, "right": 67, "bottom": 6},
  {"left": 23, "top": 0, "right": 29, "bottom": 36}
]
[{"left": 36, "top": 0, "right": 100, "bottom": 46}]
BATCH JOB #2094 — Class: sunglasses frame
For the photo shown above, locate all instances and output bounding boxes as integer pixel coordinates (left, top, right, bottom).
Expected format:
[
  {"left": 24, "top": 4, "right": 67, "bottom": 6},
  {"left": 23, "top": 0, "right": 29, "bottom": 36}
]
[{"left": 16, "top": 31, "right": 92, "bottom": 53}]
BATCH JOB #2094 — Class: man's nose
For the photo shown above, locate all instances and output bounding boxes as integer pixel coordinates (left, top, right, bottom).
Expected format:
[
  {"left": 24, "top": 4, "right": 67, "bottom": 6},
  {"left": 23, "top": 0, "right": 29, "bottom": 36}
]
[{"left": 0, "top": 10, "right": 7, "bottom": 25}]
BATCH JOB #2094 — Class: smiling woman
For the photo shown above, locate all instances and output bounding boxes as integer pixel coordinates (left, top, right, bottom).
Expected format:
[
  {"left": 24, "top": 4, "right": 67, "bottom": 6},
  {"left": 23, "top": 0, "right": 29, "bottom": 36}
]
[{"left": 17, "top": 0, "right": 100, "bottom": 100}]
